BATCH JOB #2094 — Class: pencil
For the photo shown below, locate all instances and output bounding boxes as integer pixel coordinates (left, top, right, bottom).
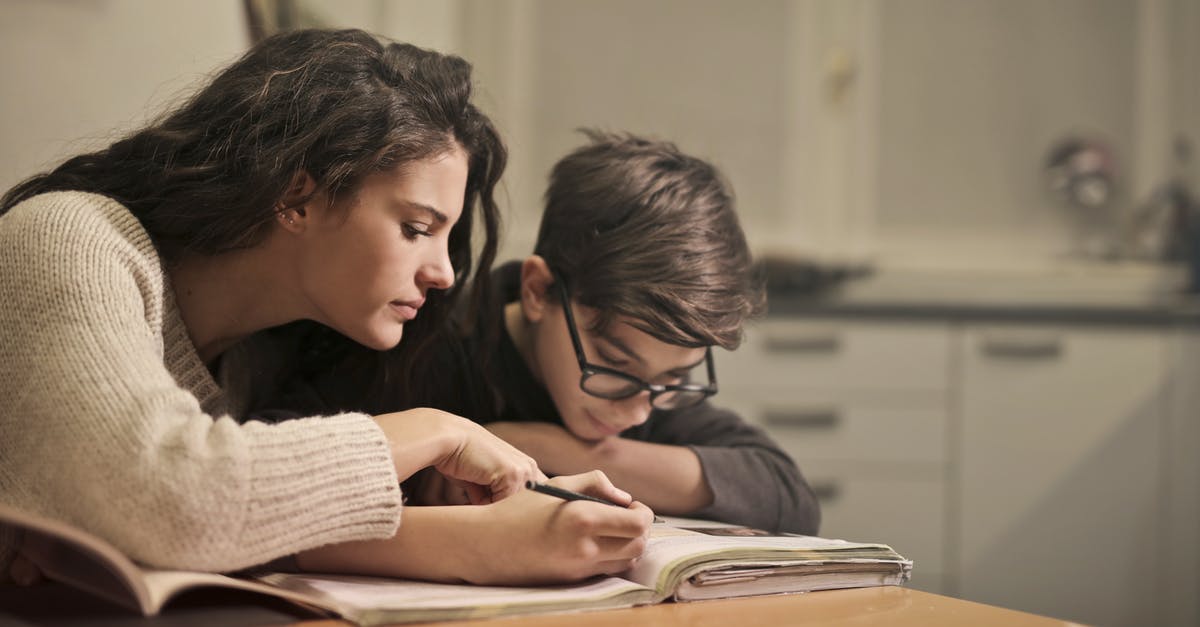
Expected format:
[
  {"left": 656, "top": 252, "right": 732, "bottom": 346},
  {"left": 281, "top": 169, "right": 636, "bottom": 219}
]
[
  {"left": 525, "top": 480, "right": 622, "bottom": 506},
  {"left": 524, "top": 481, "right": 664, "bottom": 523}
]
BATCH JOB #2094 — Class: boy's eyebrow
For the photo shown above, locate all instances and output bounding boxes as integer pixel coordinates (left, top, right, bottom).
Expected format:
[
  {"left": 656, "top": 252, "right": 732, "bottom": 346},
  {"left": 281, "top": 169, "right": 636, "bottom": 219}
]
[
  {"left": 596, "top": 333, "right": 707, "bottom": 374},
  {"left": 670, "top": 354, "right": 707, "bottom": 373},
  {"left": 398, "top": 200, "right": 449, "bottom": 224},
  {"left": 595, "top": 333, "right": 646, "bottom": 366}
]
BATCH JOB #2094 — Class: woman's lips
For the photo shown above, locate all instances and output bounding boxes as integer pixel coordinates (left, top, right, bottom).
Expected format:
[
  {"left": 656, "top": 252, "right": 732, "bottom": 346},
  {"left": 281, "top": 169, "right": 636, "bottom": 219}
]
[{"left": 389, "top": 301, "right": 420, "bottom": 321}]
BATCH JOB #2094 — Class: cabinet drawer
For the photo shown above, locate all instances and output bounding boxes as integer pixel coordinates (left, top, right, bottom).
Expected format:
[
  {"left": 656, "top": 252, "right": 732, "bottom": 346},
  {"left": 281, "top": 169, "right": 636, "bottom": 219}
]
[
  {"left": 806, "top": 466, "right": 946, "bottom": 578},
  {"left": 717, "top": 320, "right": 951, "bottom": 392},
  {"left": 720, "top": 393, "right": 948, "bottom": 465}
]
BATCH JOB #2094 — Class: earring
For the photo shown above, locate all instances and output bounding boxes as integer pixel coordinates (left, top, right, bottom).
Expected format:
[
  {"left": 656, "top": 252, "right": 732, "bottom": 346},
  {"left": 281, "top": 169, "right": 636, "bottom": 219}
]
[{"left": 277, "top": 205, "right": 297, "bottom": 226}]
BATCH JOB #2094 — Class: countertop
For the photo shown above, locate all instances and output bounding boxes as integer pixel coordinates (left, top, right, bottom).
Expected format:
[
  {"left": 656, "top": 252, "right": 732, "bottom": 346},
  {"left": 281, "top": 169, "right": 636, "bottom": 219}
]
[{"left": 765, "top": 262, "right": 1200, "bottom": 325}]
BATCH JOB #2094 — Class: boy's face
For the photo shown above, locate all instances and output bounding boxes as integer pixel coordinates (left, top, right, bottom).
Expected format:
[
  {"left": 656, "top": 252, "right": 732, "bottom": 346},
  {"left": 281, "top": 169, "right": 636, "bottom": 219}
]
[{"left": 530, "top": 298, "right": 709, "bottom": 442}]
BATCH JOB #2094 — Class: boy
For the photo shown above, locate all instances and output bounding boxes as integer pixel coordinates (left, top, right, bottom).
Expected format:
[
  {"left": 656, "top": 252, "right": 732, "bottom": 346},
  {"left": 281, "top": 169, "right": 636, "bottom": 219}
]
[{"left": 299, "top": 131, "right": 819, "bottom": 534}]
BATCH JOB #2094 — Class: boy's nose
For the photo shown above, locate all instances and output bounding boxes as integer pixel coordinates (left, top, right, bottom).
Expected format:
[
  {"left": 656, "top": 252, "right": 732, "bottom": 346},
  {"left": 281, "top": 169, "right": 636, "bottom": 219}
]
[{"left": 612, "top": 393, "right": 653, "bottom": 430}]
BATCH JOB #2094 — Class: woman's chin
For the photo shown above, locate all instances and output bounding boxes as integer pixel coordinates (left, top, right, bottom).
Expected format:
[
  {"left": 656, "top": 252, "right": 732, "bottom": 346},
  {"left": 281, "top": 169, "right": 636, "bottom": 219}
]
[{"left": 357, "top": 326, "right": 404, "bottom": 351}]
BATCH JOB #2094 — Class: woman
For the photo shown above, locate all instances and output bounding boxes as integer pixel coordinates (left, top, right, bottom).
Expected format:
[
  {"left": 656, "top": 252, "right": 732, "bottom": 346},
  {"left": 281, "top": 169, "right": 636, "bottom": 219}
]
[{"left": 0, "top": 29, "right": 650, "bottom": 585}]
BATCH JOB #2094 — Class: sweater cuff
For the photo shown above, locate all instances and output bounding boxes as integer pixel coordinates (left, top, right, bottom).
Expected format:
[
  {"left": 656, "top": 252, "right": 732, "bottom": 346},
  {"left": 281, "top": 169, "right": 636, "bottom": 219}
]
[{"left": 239, "top": 413, "right": 402, "bottom": 558}]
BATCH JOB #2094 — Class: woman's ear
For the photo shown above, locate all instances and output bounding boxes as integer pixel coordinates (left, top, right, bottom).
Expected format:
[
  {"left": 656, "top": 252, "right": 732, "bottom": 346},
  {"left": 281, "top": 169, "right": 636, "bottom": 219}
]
[
  {"left": 519, "top": 255, "right": 555, "bottom": 323},
  {"left": 275, "top": 171, "right": 318, "bottom": 232}
]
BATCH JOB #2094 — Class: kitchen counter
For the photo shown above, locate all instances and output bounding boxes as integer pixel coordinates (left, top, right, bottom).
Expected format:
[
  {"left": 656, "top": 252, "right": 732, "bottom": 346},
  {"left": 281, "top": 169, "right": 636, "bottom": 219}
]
[{"left": 765, "top": 263, "right": 1200, "bottom": 325}]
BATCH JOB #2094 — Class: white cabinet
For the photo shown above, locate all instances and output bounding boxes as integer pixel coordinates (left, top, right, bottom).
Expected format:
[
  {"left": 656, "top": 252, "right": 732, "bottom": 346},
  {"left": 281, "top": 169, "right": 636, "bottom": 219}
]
[
  {"left": 1164, "top": 328, "right": 1200, "bottom": 627},
  {"left": 717, "top": 319, "right": 953, "bottom": 594},
  {"left": 957, "top": 325, "right": 1169, "bottom": 626},
  {"left": 719, "top": 316, "right": 1194, "bottom": 625}
]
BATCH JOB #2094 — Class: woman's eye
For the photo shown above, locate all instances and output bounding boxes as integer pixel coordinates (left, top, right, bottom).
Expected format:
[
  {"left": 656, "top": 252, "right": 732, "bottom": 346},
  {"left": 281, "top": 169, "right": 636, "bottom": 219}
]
[{"left": 401, "top": 223, "right": 432, "bottom": 240}]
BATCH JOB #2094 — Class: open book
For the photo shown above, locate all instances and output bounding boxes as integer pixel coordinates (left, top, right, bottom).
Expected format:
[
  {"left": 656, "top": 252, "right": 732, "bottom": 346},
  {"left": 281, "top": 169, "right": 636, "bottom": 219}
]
[{"left": 1, "top": 504, "right": 911, "bottom": 625}]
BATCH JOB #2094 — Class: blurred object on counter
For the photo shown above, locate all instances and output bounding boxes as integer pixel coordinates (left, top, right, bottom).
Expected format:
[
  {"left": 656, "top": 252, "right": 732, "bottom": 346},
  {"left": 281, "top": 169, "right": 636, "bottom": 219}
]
[
  {"left": 1043, "top": 134, "right": 1121, "bottom": 260},
  {"left": 757, "top": 255, "right": 874, "bottom": 298},
  {"left": 1046, "top": 135, "right": 1118, "bottom": 211},
  {"left": 1122, "top": 136, "right": 1200, "bottom": 274}
]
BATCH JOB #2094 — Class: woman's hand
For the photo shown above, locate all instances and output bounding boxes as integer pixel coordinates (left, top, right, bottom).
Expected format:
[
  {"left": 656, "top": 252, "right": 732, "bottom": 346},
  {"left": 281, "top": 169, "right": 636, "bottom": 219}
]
[
  {"left": 373, "top": 408, "right": 544, "bottom": 504},
  {"left": 454, "top": 470, "right": 653, "bottom": 584},
  {"left": 404, "top": 467, "right": 473, "bottom": 506}
]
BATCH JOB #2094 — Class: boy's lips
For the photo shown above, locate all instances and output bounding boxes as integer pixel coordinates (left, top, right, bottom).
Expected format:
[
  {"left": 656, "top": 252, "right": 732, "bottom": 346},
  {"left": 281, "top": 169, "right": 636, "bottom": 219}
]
[{"left": 583, "top": 409, "right": 623, "bottom": 437}]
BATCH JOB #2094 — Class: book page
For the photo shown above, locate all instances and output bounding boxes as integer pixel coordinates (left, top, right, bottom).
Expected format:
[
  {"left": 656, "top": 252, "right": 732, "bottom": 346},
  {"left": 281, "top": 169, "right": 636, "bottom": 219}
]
[
  {"left": 0, "top": 503, "right": 334, "bottom": 617},
  {"left": 626, "top": 518, "right": 910, "bottom": 600},
  {"left": 1, "top": 503, "right": 153, "bottom": 613},
  {"left": 676, "top": 568, "right": 907, "bottom": 601},
  {"left": 258, "top": 573, "right": 654, "bottom": 625}
]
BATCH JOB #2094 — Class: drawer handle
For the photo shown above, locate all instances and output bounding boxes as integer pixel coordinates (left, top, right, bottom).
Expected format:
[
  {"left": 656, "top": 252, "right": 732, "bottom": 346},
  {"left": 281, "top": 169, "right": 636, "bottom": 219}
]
[
  {"left": 762, "top": 409, "right": 841, "bottom": 429},
  {"left": 762, "top": 333, "right": 841, "bottom": 354},
  {"left": 811, "top": 481, "right": 842, "bottom": 502},
  {"left": 980, "top": 335, "right": 1064, "bottom": 359}
]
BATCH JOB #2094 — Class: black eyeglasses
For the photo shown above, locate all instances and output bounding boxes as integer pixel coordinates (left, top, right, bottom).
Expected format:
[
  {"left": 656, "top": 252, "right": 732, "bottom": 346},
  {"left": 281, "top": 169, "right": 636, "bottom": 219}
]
[{"left": 554, "top": 275, "right": 718, "bottom": 410}]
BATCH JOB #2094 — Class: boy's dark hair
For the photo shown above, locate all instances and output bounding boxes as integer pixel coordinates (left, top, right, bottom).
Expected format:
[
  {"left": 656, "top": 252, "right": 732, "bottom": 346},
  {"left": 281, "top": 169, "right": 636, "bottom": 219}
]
[
  {"left": 535, "top": 130, "right": 764, "bottom": 350},
  {"left": 0, "top": 28, "right": 506, "bottom": 398}
]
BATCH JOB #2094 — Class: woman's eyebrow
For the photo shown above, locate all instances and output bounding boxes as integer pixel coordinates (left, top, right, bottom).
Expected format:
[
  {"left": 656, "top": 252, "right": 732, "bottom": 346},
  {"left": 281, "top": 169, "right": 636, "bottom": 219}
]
[{"left": 397, "top": 200, "right": 449, "bottom": 224}]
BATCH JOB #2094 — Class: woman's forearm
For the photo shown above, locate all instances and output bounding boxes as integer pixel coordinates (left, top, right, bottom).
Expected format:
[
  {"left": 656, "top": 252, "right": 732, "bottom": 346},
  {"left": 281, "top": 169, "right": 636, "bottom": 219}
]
[
  {"left": 294, "top": 506, "right": 475, "bottom": 582},
  {"left": 294, "top": 476, "right": 653, "bottom": 585}
]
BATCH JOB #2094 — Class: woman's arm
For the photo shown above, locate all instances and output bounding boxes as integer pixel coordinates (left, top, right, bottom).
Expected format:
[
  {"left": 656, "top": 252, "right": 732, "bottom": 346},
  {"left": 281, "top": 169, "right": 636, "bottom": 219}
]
[
  {"left": 0, "top": 197, "right": 405, "bottom": 572},
  {"left": 295, "top": 472, "right": 653, "bottom": 585}
]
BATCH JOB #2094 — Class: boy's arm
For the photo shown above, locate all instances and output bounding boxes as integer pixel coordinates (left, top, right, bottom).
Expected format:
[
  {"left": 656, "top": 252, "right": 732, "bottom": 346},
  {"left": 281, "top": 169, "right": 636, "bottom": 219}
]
[
  {"left": 487, "top": 421, "right": 715, "bottom": 515},
  {"left": 488, "top": 404, "right": 821, "bottom": 534},
  {"left": 653, "top": 404, "right": 821, "bottom": 535}
]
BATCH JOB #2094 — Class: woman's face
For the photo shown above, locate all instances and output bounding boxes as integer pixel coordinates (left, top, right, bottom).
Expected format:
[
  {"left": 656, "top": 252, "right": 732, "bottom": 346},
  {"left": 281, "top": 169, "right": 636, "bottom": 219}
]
[
  {"left": 297, "top": 147, "right": 468, "bottom": 350},
  {"left": 531, "top": 300, "right": 707, "bottom": 442}
]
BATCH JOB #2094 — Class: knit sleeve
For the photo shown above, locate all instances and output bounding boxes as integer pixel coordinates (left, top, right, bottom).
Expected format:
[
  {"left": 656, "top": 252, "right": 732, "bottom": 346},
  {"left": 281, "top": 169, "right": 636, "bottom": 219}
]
[
  {"left": 629, "top": 403, "right": 821, "bottom": 535},
  {"left": 0, "top": 195, "right": 402, "bottom": 572}
]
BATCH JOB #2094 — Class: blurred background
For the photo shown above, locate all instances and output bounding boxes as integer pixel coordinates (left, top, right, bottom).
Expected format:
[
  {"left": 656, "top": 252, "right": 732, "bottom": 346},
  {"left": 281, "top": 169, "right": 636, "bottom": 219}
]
[{"left": 1, "top": 1, "right": 1197, "bottom": 625}]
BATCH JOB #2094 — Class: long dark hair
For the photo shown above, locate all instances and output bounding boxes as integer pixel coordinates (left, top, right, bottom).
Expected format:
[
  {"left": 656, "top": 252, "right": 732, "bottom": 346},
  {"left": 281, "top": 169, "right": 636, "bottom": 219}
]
[{"left": 1, "top": 28, "right": 505, "bottom": 402}]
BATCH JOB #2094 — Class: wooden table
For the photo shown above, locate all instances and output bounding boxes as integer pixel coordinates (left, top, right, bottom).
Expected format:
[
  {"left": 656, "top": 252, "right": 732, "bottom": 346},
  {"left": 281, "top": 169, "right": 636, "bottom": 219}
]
[
  {"left": 0, "top": 583, "right": 1084, "bottom": 626},
  {"left": 297, "top": 587, "right": 1084, "bottom": 627}
]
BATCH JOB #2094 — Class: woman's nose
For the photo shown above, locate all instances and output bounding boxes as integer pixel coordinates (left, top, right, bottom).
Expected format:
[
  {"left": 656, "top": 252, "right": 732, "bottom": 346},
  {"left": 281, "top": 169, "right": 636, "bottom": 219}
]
[{"left": 420, "top": 248, "right": 455, "bottom": 291}]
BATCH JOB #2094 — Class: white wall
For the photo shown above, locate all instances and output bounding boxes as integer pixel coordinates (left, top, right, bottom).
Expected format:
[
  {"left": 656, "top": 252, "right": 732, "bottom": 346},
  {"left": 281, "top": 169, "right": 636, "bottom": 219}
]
[
  {"left": 461, "top": 0, "right": 795, "bottom": 262},
  {"left": 0, "top": 0, "right": 246, "bottom": 193},
  {"left": 874, "top": 0, "right": 1138, "bottom": 266},
  {"left": 1, "top": 1, "right": 1191, "bottom": 272}
]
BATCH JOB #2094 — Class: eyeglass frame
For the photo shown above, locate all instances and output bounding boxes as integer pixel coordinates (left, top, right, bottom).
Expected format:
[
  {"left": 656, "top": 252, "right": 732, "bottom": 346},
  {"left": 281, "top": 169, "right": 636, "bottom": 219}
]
[{"left": 552, "top": 273, "right": 718, "bottom": 409}]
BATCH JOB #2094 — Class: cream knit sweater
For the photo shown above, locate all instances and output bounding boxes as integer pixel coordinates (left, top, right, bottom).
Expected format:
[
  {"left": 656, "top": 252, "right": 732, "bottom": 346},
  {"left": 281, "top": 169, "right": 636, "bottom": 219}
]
[{"left": 0, "top": 192, "right": 403, "bottom": 574}]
